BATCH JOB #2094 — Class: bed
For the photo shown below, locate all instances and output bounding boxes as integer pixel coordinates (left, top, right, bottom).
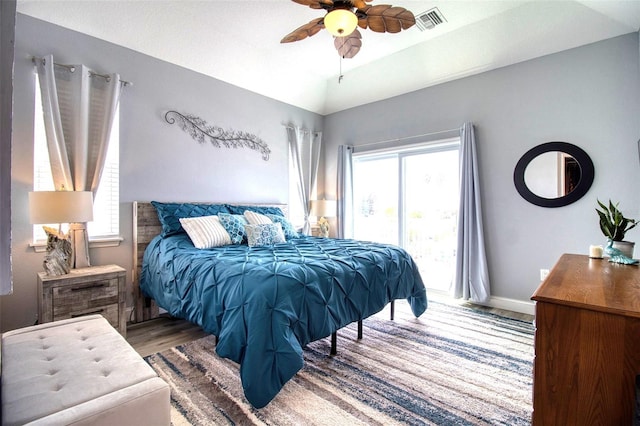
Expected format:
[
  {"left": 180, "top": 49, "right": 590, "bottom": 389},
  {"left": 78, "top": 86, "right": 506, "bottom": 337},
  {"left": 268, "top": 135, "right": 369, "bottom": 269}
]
[{"left": 133, "top": 201, "right": 428, "bottom": 408}]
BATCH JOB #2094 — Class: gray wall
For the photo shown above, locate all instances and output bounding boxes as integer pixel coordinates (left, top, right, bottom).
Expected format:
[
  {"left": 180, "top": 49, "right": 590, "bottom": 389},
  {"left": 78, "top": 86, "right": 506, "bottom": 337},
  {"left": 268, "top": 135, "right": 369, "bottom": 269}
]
[
  {"left": 7, "top": 13, "right": 640, "bottom": 330},
  {"left": 322, "top": 33, "right": 640, "bottom": 304},
  {"left": 6, "top": 14, "right": 323, "bottom": 331}
]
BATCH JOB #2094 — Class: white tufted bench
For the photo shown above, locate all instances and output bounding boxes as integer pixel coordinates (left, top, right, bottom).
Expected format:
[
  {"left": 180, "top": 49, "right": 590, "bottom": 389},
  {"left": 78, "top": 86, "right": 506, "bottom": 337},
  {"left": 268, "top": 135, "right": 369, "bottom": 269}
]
[{"left": 1, "top": 315, "right": 170, "bottom": 426}]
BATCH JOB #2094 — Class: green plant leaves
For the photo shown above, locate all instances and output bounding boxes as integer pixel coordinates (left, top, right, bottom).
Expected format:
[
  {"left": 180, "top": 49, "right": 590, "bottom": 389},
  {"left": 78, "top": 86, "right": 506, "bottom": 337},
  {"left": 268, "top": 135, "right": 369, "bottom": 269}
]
[{"left": 596, "top": 199, "right": 638, "bottom": 241}]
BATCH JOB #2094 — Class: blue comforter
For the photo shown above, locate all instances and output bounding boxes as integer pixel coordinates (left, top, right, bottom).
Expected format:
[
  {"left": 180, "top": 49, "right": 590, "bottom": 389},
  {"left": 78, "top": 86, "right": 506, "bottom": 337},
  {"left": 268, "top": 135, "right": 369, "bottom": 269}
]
[{"left": 141, "top": 234, "right": 427, "bottom": 408}]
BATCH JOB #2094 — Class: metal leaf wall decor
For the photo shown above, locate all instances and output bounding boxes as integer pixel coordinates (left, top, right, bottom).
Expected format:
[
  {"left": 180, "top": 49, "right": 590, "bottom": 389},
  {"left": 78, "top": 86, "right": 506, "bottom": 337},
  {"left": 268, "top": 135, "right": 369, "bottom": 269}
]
[{"left": 165, "top": 111, "right": 271, "bottom": 161}]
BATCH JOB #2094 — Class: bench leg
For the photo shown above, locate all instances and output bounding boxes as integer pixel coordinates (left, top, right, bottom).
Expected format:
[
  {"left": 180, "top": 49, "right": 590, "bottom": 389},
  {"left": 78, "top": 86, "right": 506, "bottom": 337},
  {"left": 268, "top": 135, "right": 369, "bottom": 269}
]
[
  {"left": 357, "top": 319, "right": 363, "bottom": 339},
  {"left": 330, "top": 332, "right": 337, "bottom": 355},
  {"left": 390, "top": 299, "right": 395, "bottom": 320}
]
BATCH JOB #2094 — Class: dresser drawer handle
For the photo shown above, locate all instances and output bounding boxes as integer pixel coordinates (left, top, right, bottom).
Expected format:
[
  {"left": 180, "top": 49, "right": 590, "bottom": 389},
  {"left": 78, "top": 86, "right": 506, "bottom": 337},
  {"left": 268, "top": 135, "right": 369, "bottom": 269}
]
[
  {"left": 70, "top": 283, "right": 106, "bottom": 291},
  {"left": 71, "top": 309, "right": 104, "bottom": 317}
]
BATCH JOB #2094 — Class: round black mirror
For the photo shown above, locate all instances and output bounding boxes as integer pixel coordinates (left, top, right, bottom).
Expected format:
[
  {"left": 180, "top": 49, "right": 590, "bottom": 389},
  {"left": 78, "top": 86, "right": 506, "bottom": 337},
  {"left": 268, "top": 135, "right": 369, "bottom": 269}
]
[{"left": 514, "top": 142, "right": 594, "bottom": 208}]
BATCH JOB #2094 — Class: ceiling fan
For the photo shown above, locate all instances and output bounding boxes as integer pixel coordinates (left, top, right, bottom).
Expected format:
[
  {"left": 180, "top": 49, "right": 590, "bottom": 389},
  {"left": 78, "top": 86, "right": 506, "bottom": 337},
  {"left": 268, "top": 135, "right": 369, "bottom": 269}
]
[{"left": 281, "top": 0, "right": 416, "bottom": 59}]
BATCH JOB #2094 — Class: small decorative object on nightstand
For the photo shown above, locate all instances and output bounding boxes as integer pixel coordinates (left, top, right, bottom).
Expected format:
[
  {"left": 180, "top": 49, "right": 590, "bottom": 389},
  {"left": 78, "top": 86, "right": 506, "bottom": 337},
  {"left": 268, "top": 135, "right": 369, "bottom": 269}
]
[
  {"left": 310, "top": 199, "right": 336, "bottom": 238},
  {"left": 37, "top": 264, "right": 127, "bottom": 336}
]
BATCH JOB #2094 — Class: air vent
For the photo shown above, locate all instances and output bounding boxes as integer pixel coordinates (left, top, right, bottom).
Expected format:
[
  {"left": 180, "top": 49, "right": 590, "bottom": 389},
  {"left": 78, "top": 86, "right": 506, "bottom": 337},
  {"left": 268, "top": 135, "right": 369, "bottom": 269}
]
[{"left": 415, "top": 7, "right": 446, "bottom": 31}]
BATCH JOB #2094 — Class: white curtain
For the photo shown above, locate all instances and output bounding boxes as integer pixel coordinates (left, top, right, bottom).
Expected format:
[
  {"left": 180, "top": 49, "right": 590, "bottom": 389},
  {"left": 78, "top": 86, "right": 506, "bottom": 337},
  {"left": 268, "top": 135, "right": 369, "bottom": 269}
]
[
  {"left": 453, "top": 122, "right": 491, "bottom": 303},
  {"left": 287, "top": 126, "right": 322, "bottom": 235},
  {"left": 36, "top": 54, "right": 122, "bottom": 267},
  {"left": 336, "top": 145, "right": 354, "bottom": 239}
]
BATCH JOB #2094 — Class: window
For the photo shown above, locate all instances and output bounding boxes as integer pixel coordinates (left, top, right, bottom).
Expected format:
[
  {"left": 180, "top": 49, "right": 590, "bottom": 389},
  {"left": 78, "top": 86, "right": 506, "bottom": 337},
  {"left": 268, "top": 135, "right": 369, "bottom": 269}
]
[
  {"left": 352, "top": 138, "right": 460, "bottom": 292},
  {"left": 33, "top": 77, "right": 120, "bottom": 243}
]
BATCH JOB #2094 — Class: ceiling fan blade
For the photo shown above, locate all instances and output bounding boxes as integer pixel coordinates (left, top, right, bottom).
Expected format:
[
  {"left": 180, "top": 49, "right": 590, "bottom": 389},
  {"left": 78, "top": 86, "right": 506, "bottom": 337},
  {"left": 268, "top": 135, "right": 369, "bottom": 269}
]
[
  {"left": 334, "top": 29, "right": 362, "bottom": 58},
  {"left": 281, "top": 18, "right": 325, "bottom": 43},
  {"left": 351, "top": 0, "right": 372, "bottom": 10},
  {"left": 292, "top": 0, "right": 334, "bottom": 10},
  {"left": 359, "top": 5, "right": 415, "bottom": 33}
]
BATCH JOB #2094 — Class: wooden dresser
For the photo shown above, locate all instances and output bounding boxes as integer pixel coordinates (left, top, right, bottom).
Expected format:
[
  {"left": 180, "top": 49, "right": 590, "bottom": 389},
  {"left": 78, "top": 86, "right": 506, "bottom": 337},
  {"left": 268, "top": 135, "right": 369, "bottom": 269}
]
[{"left": 531, "top": 253, "right": 640, "bottom": 425}]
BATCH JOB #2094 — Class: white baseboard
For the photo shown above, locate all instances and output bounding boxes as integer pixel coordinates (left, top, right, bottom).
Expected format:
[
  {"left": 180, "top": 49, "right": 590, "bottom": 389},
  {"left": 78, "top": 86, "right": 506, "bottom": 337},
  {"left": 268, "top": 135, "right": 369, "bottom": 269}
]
[
  {"left": 485, "top": 295, "right": 535, "bottom": 316},
  {"left": 427, "top": 289, "right": 535, "bottom": 316}
]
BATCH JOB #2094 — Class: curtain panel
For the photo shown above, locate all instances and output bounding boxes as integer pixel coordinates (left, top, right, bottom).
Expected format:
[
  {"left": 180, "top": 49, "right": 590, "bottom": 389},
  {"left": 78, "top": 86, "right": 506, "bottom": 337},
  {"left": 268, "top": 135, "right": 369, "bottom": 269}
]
[
  {"left": 453, "top": 122, "right": 491, "bottom": 303},
  {"left": 336, "top": 145, "right": 354, "bottom": 239},
  {"left": 35, "top": 54, "right": 122, "bottom": 268},
  {"left": 286, "top": 126, "right": 322, "bottom": 235}
]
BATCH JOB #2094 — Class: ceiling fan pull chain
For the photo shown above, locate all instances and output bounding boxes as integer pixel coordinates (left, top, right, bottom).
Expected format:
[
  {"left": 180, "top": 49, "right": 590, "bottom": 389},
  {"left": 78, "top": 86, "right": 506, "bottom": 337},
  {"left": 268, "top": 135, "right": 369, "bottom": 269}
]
[{"left": 338, "top": 54, "right": 344, "bottom": 84}]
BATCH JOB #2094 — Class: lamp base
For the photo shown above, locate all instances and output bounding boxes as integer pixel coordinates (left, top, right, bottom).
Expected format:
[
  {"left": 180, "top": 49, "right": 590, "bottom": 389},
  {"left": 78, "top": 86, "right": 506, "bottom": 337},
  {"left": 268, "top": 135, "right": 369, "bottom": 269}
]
[
  {"left": 69, "top": 222, "right": 91, "bottom": 269},
  {"left": 318, "top": 217, "right": 330, "bottom": 238},
  {"left": 42, "top": 226, "right": 72, "bottom": 276}
]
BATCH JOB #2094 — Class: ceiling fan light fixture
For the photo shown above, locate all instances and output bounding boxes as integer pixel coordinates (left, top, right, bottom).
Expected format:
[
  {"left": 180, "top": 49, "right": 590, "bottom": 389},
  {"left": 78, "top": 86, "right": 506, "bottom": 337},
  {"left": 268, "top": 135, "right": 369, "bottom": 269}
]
[{"left": 324, "top": 9, "right": 358, "bottom": 37}]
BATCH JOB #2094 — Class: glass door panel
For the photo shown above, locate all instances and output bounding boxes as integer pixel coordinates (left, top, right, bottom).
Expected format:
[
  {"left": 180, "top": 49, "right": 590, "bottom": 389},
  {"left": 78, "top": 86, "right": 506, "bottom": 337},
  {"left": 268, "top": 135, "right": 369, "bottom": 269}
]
[
  {"left": 353, "top": 156, "right": 399, "bottom": 245},
  {"left": 403, "top": 150, "right": 459, "bottom": 292}
]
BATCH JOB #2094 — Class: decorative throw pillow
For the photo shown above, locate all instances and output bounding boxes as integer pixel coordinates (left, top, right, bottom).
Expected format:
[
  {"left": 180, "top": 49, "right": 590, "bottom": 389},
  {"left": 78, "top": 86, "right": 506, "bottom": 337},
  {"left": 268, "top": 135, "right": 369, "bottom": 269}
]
[
  {"left": 245, "top": 223, "right": 286, "bottom": 247},
  {"left": 151, "top": 201, "right": 231, "bottom": 236},
  {"left": 244, "top": 210, "right": 272, "bottom": 225},
  {"left": 265, "top": 214, "right": 300, "bottom": 239},
  {"left": 179, "top": 215, "right": 231, "bottom": 249},
  {"left": 227, "top": 205, "right": 285, "bottom": 216},
  {"left": 218, "top": 213, "right": 248, "bottom": 244}
]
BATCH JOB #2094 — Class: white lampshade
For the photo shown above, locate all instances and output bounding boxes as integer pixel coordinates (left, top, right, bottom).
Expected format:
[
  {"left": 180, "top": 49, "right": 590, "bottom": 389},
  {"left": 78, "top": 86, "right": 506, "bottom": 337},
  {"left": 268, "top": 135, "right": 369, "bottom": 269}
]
[
  {"left": 310, "top": 199, "right": 337, "bottom": 218},
  {"left": 324, "top": 9, "right": 358, "bottom": 37},
  {"left": 29, "top": 191, "right": 94, "bottom": 224}
]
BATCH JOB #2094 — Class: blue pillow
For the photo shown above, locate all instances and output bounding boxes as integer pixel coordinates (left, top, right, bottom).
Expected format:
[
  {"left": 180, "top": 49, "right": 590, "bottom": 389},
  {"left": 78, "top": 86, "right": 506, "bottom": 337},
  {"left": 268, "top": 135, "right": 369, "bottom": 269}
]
[
  {"left": 151, "top": 201, "right": 231, "bottom": 237},
  {"left": 265, "top": 214, "right": 300, "bottom": 239},
  {"left": 246, "top": 223, "right": 286, "bottom": 247},
  {"left": 227, "top": 205, "right": 285, "bottom": 216},
  {"left": 218, "top": 213, "right": 248, "bottom": 244}
]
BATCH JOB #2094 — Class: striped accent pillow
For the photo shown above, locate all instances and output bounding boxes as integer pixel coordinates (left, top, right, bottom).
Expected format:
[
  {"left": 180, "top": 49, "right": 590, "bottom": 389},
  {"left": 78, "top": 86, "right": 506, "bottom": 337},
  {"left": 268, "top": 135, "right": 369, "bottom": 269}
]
[
  {"left": 179, "top": 215, "right": 232, "bottom": 249},
  {"left": 244, "top": 210, "right": 272, "bottom": 225}
]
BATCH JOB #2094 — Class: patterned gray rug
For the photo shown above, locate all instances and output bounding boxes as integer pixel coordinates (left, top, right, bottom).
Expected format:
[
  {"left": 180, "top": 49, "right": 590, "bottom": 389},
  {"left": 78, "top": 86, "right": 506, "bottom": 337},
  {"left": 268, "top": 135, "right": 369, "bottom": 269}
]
[{"left": 145, "top": 300, "right": 534, "bottom": 425}]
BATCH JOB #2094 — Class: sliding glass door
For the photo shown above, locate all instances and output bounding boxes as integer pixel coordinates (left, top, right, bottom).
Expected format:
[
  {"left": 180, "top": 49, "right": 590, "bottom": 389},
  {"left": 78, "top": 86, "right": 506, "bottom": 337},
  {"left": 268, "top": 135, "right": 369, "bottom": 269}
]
[{"left": 352, "top": 140, "right": 460, "bottom": 292}]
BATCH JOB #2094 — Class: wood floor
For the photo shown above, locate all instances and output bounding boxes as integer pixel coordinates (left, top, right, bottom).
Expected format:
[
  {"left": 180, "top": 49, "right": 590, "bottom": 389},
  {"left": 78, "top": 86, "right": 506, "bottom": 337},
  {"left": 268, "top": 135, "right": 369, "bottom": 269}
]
[
  {"left": 126, "top": 294, "right": 535, "bottom": 357},
  {"left": 127, "top": 315, "right": 208, "bottom": 357}
]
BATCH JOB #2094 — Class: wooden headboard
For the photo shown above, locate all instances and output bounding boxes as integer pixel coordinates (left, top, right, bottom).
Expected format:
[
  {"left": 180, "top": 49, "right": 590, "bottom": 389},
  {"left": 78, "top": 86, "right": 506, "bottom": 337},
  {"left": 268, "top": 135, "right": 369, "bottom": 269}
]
[{"left": 131, "top": 202, "right": 289, "bottom": 323}]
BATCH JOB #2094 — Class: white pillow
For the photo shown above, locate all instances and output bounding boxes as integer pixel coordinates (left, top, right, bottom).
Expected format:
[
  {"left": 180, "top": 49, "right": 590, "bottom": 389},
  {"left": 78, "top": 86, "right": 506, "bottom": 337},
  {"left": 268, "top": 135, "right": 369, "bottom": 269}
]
[
  {"left": 179, "top": 215, "right": 232, "bottom": 249},
  {"left": 244, "top": 210, "right": 272, "bottom": 225}
]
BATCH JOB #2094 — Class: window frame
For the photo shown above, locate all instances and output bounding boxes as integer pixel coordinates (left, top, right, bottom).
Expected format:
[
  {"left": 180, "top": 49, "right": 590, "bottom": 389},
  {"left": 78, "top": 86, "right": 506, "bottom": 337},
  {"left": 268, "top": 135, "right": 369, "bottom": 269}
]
[{"left": 31, "top": 75, "right": 122, "bottom": 251}]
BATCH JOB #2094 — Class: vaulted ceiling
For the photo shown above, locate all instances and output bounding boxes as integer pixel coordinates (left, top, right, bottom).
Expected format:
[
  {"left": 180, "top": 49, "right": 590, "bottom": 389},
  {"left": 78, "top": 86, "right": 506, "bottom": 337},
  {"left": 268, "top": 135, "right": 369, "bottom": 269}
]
[{"left": 17, "top": 1, "right": 640, "bottom": 115}]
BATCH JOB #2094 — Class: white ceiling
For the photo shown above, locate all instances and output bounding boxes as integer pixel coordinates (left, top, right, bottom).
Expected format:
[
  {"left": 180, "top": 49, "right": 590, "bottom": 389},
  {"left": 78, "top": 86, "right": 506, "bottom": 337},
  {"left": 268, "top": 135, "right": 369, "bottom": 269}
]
[{"left": 16, "top": 0, "right": 640, "bottom": 115}]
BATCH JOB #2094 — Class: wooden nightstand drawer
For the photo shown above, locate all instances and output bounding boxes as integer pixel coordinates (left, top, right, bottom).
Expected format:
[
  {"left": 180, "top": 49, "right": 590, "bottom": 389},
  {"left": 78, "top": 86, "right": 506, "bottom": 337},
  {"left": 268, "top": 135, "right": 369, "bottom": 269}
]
[
  {"left": 38, "top": 265, "right": 127, "bottom": 336},
  {"left": 52, "top": 279, "right": 119, "bottom": 319},
  {"left": 54, "top": 302, "right": 120, "bottom": 325}
]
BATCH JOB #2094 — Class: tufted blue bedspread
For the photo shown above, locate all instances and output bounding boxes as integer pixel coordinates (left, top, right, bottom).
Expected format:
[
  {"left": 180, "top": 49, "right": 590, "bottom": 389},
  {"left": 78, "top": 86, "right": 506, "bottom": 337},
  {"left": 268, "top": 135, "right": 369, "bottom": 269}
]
[{"left": 141, "top": 233, "right": 428, "bottom": 408}]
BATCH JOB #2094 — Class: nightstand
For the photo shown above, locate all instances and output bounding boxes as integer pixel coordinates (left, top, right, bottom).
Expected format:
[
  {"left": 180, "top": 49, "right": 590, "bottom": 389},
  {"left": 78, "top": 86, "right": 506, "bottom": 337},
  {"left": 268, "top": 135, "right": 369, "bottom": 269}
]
[{"left": 37, "top": 264, "right": 127, "bottom": 336}]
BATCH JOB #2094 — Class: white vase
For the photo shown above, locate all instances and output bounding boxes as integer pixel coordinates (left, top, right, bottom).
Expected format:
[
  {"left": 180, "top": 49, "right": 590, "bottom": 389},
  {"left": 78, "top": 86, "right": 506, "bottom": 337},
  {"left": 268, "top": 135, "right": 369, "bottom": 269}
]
[{"left": 610, "top": 240, "right": 635, "bottom": 258}]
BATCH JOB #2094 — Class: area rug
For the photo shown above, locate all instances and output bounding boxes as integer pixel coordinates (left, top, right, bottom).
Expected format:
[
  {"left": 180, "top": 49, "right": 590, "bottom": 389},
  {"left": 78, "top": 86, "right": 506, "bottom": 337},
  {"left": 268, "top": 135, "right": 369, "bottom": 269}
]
[{"left": 145, "top": 300, "right": 534, "bottom": 425}]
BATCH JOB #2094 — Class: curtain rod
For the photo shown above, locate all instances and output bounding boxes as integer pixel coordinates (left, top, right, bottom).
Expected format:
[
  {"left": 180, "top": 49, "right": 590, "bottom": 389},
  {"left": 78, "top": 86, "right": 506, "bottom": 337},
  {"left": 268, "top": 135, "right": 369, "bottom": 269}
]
[
  {"left": 31, "top": 56, "right": 133, "bottom": 87},
  {"left": 354, "top": 127, "right": 460, "bottom": 150}
]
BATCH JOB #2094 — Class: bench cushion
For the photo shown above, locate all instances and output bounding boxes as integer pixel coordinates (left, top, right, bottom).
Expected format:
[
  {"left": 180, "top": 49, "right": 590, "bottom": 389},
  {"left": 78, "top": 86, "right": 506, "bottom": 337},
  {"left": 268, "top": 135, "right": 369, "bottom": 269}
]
[{"left": 1, "top": 315, "right": 169, "bottom": 425}]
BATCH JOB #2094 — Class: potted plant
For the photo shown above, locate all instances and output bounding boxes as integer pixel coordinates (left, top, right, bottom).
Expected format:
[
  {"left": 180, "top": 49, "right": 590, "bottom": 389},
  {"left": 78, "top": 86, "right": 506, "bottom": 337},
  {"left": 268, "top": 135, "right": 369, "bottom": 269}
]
[{"left": 596, "top": 199, "right": 639, "bottom": 258}]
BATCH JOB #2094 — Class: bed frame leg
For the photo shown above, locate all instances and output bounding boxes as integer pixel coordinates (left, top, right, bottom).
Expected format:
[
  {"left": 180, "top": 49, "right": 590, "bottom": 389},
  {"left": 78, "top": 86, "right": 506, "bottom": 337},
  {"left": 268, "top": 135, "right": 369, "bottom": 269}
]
[
  {"left": 330, "top": 332, "right": 337, "bottom": 356},
  {"left": 390, "top": 300, "right": 395, "bottom": 320}
]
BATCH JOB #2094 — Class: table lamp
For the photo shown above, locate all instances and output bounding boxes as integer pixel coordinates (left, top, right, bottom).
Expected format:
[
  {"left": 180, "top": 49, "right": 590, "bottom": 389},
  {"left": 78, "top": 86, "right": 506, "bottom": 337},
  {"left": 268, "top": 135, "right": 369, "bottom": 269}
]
[
  {"left": 310, "top": 199, "right": 336, "bottom": 238},
  {"left": 29, "top": 191, "right": 94, "bottom": 275}
]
